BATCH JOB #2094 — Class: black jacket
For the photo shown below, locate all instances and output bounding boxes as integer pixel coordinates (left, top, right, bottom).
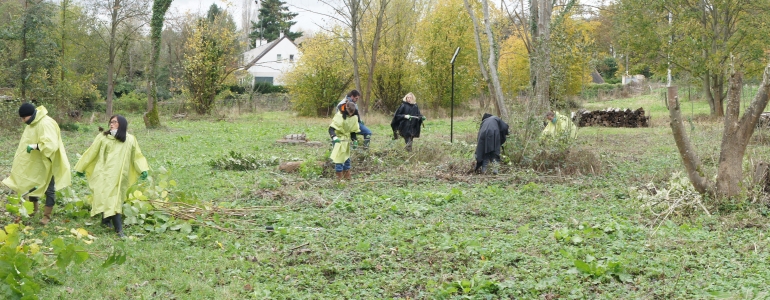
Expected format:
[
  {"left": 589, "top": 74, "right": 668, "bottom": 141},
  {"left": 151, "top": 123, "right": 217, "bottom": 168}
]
[
  {"left": 390, "top": 102, "right": 423, "bottom": 138},
  {"left": 475, "top": 116, "right": 509, "bottom": 161}
]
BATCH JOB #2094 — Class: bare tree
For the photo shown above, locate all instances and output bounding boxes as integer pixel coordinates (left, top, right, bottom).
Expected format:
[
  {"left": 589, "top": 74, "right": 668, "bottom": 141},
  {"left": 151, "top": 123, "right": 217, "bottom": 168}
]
[
  {"left": 668, "top": 63, "right": 770, "bottom": 198},
  {"left": 361, "top": 0, "right": 389, "bottom": 115},
  {"left": 463, "top": 0, "right": 497, "bottom": 114},
  {"left": 319, "top": 0, "right": 370, "bottom": 113},
  {"left": 88, "top": 0, "right": 150, "bottom": 117}
]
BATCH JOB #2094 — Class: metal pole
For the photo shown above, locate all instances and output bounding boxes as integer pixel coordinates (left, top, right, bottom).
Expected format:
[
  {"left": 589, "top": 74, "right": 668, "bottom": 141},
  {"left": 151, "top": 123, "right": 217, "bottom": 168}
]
[
  {"left": 450, "top": 47, "right": 460, "bottom": 143},
  {"left": 451, "top": 62, "right": 455, "bottom": 143}
]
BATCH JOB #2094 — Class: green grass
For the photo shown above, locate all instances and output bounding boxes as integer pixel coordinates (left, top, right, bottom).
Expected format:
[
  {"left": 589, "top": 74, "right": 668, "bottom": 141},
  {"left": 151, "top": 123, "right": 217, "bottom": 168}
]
[{"left": 1, "top": 98, "right": 770, "bottom": 299}]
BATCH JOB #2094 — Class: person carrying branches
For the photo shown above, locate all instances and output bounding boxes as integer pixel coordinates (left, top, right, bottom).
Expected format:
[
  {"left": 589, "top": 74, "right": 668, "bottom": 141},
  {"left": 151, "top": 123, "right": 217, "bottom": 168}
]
[
  {"left": 390, "top": 92, "right": 425, "bottom": 152},
  {"left": 329, "top": 101, "right": 361, "bottom": 181},
  {"left": 2, "top": 103, "right": 71, "bottom": 225},
  {"left": 74, "top": 115, "right": 149, "bottom": 238}
]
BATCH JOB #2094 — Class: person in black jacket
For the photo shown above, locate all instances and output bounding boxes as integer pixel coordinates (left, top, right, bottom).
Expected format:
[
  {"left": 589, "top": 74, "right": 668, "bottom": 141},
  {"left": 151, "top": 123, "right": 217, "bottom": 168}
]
[
  {"left": 390, "top": 92, "right": 425, "bottom": 151},
  {"left": 475, "top": 113, "right": 509, "bottom": 174}
]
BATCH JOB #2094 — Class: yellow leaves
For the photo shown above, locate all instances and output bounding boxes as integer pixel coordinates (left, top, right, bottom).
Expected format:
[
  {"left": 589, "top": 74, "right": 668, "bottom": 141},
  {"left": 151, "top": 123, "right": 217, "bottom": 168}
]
[
  {"left": 5, "top": 224, "right": 20, "bottom": 235},
  {"left": 70, "top": 228, "right": 97, "bottom": 244}
]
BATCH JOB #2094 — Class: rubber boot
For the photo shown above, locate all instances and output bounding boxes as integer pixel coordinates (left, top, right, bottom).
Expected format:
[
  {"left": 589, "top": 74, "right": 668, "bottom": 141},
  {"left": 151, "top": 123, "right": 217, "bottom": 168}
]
[
  {"left": 41, "top": 206, "right": 53, "bottom": 225},
  {"left": 112, "top": 214, "right": 126, "bottom": 238},
  {"left": 363, "top": 135, "right": 371, "bottom": 150},
  {"left": 102, "top": 213, "right": 113, "bottom": 228},
  {"left": 405, "top": 137, "right": 413, "bottom": 152},
  {"left": 344, "top": 169, "right": 352, "bottom": 180},
  {"left": 335, "top": 171, "right": 343, "bottom": 181},
  {"left": 29, "top": 198, "right": 39, "bottom": 216}
]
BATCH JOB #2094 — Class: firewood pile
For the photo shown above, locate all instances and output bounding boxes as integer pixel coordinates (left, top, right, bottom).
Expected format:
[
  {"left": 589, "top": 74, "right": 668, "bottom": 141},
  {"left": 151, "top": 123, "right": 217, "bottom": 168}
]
[{"left": 574, "top": 107, "right": 650, "bottom": 128}]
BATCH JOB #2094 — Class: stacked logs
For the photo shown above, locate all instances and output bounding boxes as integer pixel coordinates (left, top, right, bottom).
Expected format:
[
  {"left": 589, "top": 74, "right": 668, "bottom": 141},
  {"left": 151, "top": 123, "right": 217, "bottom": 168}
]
[{"left": 574, "top": 107, "right": 650, "bottom": 128}]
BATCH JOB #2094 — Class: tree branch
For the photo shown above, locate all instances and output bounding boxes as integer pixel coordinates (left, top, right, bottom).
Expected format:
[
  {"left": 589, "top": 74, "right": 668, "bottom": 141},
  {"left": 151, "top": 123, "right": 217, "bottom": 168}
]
[{"left": 668, "top": 86, "right": 714, "bottom": 195}]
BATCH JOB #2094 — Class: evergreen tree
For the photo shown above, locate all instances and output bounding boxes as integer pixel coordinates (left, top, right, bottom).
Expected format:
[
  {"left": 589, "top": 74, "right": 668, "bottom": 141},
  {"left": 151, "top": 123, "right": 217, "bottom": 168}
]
[{"left": 249, "top": 0, "right": 302, "bottom": 45}]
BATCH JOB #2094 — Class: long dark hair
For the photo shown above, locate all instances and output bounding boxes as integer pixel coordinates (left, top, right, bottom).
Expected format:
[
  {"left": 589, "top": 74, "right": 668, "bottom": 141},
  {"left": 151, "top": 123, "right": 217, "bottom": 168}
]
[{"left": 100, "top": 115, "right": 128, "bottom": 142}]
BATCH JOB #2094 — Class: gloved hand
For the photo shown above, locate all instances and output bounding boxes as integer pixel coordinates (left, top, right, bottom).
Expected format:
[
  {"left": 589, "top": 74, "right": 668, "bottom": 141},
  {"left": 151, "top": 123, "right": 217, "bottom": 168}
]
[
  {"left": 26, "top": 144, "right": 38, "bottom": 153},
  {"left": 405, "top": 115, "right": 411, "bottom": 119},
  {"left": 352, "top": 140, "right": 359, "bottom": 149},
  {"left": 420, "top": 116, "right": 426, "bottom": 121},
  {"left": 140, "top": 171, "right": 148, "bottom": 180},
  {"left": 332, "top": 136, "right": 340, "bottom": 144},
  {"left": 75, "top": 171, "right": 85, "bottom": 177}
]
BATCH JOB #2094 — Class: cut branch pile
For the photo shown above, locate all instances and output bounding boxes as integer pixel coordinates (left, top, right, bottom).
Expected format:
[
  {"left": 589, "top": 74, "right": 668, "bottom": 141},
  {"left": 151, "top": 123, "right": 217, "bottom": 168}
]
[
  {"left": 574, "top": 107, "right": 650, "bottom": 128},
  {"left": 148, "top": 200, "right": 282, "bottom": 233}
]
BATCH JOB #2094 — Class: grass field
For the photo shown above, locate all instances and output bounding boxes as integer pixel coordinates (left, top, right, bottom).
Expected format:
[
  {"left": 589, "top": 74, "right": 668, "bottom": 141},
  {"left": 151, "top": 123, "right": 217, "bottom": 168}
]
[{"left": 1, "top": 91, "right": 770, "bottom": 299}]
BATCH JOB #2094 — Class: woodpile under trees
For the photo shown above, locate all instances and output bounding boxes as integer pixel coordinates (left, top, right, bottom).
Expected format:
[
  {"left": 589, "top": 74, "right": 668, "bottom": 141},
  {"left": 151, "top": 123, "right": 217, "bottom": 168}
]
[
  {"left": 574, "top": 107, "right": 650, "bottom": 128},
  {"left": 757, "top": 112, "right": 770, "bottom": 127}
]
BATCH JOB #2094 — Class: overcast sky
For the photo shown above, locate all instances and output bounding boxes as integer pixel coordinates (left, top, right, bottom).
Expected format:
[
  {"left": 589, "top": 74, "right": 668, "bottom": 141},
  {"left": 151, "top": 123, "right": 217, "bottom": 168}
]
[
  {"left": 168, "top": 0, "right": 608, "bottom": 35},
  {"left": 169, "top": 0, "right": 335, "bottom": 34}
]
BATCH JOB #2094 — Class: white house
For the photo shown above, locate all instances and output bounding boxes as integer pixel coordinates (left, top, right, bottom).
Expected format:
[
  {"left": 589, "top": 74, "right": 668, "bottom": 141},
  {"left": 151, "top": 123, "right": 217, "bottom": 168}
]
[{"left": 241, "top": 35, "right": 300, "bottom": 86}]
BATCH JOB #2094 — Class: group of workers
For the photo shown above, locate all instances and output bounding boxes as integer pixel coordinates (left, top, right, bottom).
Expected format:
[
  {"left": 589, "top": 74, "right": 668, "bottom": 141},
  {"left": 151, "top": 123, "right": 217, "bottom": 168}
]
[
  {"left": 329, "top": 89, "right": 578, "bottom": 179},
  {"left": 1, "top": 95, "right": 577, "bottom": 235},
  {"left": 2, "top": 103, "right": 148, "bottom": 237}
]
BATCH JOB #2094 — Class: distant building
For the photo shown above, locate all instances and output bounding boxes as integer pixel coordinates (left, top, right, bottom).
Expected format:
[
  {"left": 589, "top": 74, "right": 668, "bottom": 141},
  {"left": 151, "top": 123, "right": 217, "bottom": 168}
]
[
  {"left": 622, "top": 74, "right": 646, "bottom": 85},
  {"left": 240, "top": 34, "right": 300, "bottom": 86}
]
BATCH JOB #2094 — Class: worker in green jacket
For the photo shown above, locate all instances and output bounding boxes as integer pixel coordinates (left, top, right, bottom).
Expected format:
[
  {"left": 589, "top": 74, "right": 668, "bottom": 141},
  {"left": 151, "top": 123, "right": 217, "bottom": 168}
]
[
  {"left": 2, "top": 103, "right": 71, "bottom": 225},
  {"left": 74, "top": 115, "right": 149, "bottom": 238},
  {"left": 329, "top": 101, "right": 361, "bottom": 181},
  {"left": 541, "top": 111, "right": 577, "bottom": 141}
]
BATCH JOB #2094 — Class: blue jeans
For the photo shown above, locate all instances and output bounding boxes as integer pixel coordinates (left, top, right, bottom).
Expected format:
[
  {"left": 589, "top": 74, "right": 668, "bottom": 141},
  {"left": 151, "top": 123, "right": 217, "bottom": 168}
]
[
  {"left": 359, "top": 122, "right": 371, "bottom": 136},
  {"left": 335, "top": 159, "right": 352, "bottom": 172}
]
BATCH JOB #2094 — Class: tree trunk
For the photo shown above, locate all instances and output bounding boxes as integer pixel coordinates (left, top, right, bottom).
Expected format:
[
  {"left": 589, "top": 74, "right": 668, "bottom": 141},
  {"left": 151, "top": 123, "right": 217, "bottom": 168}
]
[
  {"left": 669, "top": 64, "right": 770, "bottom": 198},
  {"left": 145, "top": 0, "right": 172, "bottom": 128},
  {"left": 463, "top": 0, "right": 496, "bottom": 112},
  {"left": 480, "top": 0, "right": 508, "bottom": 119},
  {"left": 668, "top": 86, "right": 714, "bottom": 195},
  {"left": 364, "top": 0, "right": 387, "bottom": 116},
  {"left": 529, "top": 0, "right": 551, "bottom": 113},
  {"left": 348, "top": 0, "right": 364, "bottom": 115},
  {"left": 106, "top": 0, "right": 121, "bottom": 117},
  {"left": 60, "top": 0, "right": 68, "bottom": 82},
  {"left": 21, "top": 0, "right": 29, "bottom": 100},
  {"left": 716, "top": 66, "right": 770, "bottom": 197}
]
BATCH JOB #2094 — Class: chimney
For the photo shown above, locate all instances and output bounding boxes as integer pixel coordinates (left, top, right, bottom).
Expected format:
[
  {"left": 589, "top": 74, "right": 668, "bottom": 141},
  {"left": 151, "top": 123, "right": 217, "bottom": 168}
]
[{"left": 279, "top": 31, "right": 284, "bottom": 39}]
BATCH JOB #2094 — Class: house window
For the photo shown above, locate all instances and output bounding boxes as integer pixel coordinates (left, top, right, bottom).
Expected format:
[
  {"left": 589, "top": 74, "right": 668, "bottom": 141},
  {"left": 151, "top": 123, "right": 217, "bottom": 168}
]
[
  {"left": 254, "top": 77, "right": 274, "bottom": 84},
  {"left": 289, "top": 54, "right": 294, "bottom": 62},
  {"left": 277, "top": 54, "right": 282, "bottom": 61}
]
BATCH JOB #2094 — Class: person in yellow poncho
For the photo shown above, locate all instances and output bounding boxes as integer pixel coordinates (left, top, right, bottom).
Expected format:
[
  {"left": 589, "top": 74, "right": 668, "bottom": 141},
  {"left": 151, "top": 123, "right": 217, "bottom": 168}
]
[
  {"left": 74, "top": 115, "right": 149, "bottom": 238},
  {"left": 541, "top": 111, "right": 578, "bottom": 141},
  {"left": 2, "top": 103, "right": 71, "bottom": 225},
  {"left": 329, "top": 101, "right": 361, "bottom": 181}
]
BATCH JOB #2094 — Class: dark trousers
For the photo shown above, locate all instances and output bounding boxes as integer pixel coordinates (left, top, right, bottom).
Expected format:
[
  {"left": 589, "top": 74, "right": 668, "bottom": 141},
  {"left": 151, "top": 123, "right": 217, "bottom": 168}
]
[
  {"left": 29, "top": 176, "right": 55, "bottom": 207},
  {"left": 404, "top": 136, "right": 414, "bottom": 151}
]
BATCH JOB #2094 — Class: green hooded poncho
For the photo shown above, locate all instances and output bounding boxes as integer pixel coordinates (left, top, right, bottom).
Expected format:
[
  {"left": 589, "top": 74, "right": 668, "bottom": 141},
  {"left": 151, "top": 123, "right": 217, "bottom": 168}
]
[
  {"left": 329, "top": 111, "right": 361, "bottom": 164},
  {"left": 541, "top": 111, "right": 578, "bottom": 140},
  {"left": 74, "top": 133, "right": 149, "bottom": 217},
  {"left": 2, "top": 106, "right": 71, "bottom": 197}
]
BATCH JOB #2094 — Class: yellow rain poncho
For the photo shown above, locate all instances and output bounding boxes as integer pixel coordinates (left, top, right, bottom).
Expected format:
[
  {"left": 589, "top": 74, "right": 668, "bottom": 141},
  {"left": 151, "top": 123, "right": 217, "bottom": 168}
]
[
  {"left": 329, "top": 112, "right": 361, "bottom": 163},
  {"left": 2, "top": 106, "right": 71, "bottom": 197},
  {"left": 541, "top": 111, "right": 578, "bottom": 140},
  {"left": 74, "top": 133, "right": 149, "bottom": 217}
]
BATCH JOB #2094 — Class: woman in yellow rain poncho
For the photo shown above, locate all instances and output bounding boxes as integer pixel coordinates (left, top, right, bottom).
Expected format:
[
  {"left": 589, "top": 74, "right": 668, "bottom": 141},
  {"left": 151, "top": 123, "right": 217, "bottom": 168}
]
[
  {"left": 541, "top": 111, "right": 577, "bottom": 141},
  {"left": 2, "top": 103, "right": 71, "bottom": 225},
  {"left": 74, "top": 115, "right": 149, "bottom": 237},
  {"left": 329, "top": 101, "right": 361, "bottom": 181}
]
